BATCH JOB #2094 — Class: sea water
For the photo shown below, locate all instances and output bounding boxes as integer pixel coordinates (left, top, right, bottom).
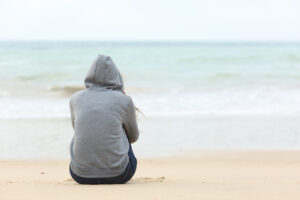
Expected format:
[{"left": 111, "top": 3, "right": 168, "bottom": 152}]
[{"left": 1, "top": 41, "right": 300, "bottom": 119}]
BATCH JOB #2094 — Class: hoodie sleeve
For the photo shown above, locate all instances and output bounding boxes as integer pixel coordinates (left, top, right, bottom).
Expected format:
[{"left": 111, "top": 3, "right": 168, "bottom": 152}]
[
  {"left": 123, "top": 97, "right": 139, "bottom": 143},
  {"left": 69, "top": 100, "right": 75, "bottom": 130}
]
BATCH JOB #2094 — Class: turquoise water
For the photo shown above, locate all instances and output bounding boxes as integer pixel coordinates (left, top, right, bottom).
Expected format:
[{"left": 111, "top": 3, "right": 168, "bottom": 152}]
[{"left": 1, "top": 41, "right": 300, "bottom": 118}]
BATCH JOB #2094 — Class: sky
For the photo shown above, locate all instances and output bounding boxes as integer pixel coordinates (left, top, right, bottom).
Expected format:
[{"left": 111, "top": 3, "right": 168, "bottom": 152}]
[{"left": 0, "top": 0, "right": 299, "bottom": 41}]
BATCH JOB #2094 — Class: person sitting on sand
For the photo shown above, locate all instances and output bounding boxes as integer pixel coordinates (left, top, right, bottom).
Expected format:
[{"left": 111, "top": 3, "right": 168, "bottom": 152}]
[{"left": 68, "top": 54, "right": 139, "bottom": 184}]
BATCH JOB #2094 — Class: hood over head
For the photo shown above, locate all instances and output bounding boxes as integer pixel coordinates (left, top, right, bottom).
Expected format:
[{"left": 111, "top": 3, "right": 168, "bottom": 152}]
[{"left": 84, "top": 54, "right": 124, "bottom": 91}]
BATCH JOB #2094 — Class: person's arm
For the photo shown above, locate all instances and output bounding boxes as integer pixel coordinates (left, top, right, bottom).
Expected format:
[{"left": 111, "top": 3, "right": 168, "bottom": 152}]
[
  {"left": 69, "top": 101, "right": 75, "bottom": 130},
  {"left": 123, "top": 98, "right": 139, "bottom": 143}
]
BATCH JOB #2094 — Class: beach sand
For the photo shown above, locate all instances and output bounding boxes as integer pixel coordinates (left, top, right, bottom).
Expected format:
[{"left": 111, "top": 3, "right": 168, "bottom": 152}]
[{"left": 1, "top": 150, "right": 300, "bottom": 200}]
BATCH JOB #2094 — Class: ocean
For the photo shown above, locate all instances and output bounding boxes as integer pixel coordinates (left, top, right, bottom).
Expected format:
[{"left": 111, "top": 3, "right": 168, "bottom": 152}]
[
  {"left": 1, "top": 41, "right": 300, "bottom": 118},
  {"left": 1, "top": 41, "right": 300, "bottom": 158}
]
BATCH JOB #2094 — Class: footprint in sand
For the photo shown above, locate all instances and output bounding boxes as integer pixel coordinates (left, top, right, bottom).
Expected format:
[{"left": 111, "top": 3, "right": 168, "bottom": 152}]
[
  {"left": 133, "top": 176, "right": 166, "bottom": 183},
  {"left": 0, "top": 180, "right": 15, "bottom": 185},
  {"left": 6, "top": 180, "right": 14, "bottom": 184}
]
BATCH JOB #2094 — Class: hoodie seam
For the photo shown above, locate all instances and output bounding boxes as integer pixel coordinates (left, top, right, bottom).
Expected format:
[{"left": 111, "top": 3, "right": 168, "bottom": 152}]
[{"left": 93, "top": 58, "right": 98, "bottom": 83}]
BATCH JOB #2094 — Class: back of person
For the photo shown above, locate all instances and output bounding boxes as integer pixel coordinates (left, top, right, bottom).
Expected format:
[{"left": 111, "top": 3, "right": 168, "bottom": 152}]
[{"left": 69, "top": 54, "right": 139, "bottom": 184}]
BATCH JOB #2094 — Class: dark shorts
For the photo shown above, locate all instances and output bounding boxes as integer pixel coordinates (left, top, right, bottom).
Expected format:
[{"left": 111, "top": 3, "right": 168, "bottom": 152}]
[{"left": 69, "top": 144, "right": 137, "bottom": 184}]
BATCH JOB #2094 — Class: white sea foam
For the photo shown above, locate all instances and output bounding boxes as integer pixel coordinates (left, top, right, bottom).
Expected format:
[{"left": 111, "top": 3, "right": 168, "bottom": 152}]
[
  {"left": 135, "top": 86, "right": 300, "bottom": 116},
  {"left": 1, "top": 86, "right": 300, "bottom": 119},
  {"left": 0, "top": 97, "right": 69, "bottom": 119}
]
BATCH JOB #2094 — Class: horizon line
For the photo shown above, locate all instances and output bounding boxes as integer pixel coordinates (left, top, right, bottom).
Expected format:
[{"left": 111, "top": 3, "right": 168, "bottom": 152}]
[{"left": 1, "top": 39, "right": 300, "bottom": 43}]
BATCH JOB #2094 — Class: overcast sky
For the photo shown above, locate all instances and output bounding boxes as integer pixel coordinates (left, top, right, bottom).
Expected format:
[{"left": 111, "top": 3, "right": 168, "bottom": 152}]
[{"left": 0, "top": 0, "right": 299, "bottom": 41}]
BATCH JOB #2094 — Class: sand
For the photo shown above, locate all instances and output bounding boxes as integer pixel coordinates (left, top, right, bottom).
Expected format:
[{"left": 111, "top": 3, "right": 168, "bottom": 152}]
[{"left": 1, "top": 150, "right": 300, "bottom": 200}]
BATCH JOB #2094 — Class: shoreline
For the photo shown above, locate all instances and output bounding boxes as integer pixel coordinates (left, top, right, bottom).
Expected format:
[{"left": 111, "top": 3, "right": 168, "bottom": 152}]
[
  {"left": 1, "top": 114, "right": 300, "bottom": 159},
  {"left": 1, "top": 150, "right": 300, "bottom": 200}
]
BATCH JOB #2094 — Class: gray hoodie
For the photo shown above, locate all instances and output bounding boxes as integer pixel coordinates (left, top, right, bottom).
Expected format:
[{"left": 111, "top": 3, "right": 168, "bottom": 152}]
[{"left": 69, "top": 54, "right": 139, "bottom": 178}]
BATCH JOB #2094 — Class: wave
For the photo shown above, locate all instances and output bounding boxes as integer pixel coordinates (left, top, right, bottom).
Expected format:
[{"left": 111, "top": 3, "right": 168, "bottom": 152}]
[
  {"left": 209, "top": 73, "right": 237, "bottom": 80},
  {"left": 204, "top": 73, "right": 300, "bottom": 82},
  {"left": 48, "top": 85, "right": 85, "bottom": 96},
  {"left": 47, "top": 85, "right": 162, "bottom": 97},
  {"left": 2, "top": 86, "right": 300, "bottom": 119},
  {"left": 15, "top": 72, "right": 69, "bottom": 81}
]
